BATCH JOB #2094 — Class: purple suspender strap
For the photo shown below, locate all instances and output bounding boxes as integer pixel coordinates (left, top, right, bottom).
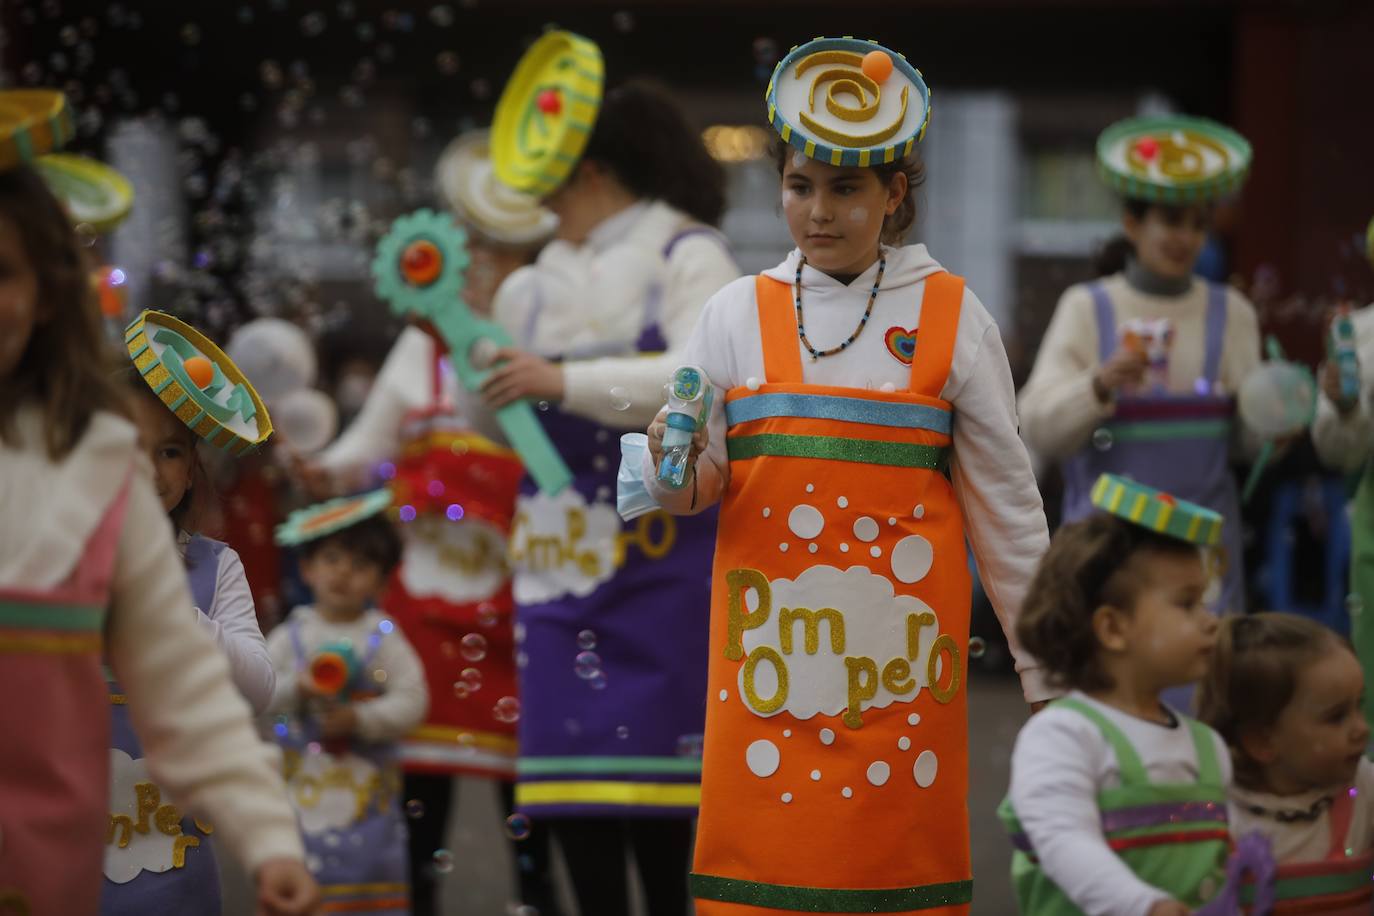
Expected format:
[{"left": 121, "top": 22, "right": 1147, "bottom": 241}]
[
  {"left": 1202, "top": 283, "right": 1228, "bottom": 385},
  {"left": 1089, "top": 283, "right": 1117, "bottom": 364}
]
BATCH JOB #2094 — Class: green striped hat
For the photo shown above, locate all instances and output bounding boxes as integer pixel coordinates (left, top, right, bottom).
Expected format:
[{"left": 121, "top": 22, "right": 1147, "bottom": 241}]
[
  {"left": 276, "top": 489, "right": 393, "bottom": 547},
  {"left": 1097, "top": 115, "right": 1251, "bottom": 205},
  {"left": 1090, "top": 473, "right": 1223, "bottom": 546}
]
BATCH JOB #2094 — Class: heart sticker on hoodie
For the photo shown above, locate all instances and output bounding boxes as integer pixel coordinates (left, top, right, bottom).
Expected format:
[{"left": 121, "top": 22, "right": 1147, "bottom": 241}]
[{"left": 884, "top": 326, "right": 917, "bottom": 365}]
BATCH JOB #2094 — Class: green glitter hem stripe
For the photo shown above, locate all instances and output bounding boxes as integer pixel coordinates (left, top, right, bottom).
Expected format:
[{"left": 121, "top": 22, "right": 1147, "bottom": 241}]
[
  {"left": 0, "top": 601, "right": 104, "bottom": 631},
  {"left": 690, "top": 874, "right": 972, "bottom": 912},
  {"left": 517, "top": 756, "right": 703, "bottom": 775},
  {"left": 1101, "top": 419, "right": 1231, "bottom": 443},
  {"left": 728, "top": 433, "right": 948, "bottom": 470},
  {"left": 1240, "top": 869, "right": 1373, "bottom": 903}
]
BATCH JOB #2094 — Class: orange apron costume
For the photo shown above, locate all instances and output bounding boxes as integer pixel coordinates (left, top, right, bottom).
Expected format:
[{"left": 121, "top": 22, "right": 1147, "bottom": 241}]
[{"left": 691, "top": 270, "right": 973, "bottom": 914}]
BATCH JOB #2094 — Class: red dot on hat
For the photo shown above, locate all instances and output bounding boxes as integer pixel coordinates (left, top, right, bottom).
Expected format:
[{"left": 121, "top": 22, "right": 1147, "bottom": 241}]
[
  {"left": 1134, "top": 136, "right": 1160, "bottom": 160},
  {"left": 1158, "top": 492, "right": 1176, "bottom": 506},
  {"left": 401, "top": 239, "right": 443, "bottom": 287},
  {"left": 537, "top": 89, "right": 562, "bottom": 115}
]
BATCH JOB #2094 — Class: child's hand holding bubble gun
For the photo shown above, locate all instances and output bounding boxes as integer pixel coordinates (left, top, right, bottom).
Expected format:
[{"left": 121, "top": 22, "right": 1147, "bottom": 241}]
[{"left": 651, "top": 366, "right": 713, "bottom": 490}]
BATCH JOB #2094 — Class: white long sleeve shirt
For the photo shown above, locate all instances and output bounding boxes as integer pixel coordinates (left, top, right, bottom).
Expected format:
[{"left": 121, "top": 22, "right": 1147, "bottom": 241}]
[
  {"left": 1312, "top": 303, "right": 1374, "bottom": 474},
  {"left": 0, "top": 406, "right": 303, "bottom": 872},
  {"left": 177, "top": 530, "right": 275, "bottom": 715},
  {"left": 1008, "top": 691, "right": 1233, "bottom": 916},
  {"left": 642, "top": 244, "right": 1052, "bottom": 702},
  {"left": 265, "top": 605, "right": 429, "bottom": 744}
]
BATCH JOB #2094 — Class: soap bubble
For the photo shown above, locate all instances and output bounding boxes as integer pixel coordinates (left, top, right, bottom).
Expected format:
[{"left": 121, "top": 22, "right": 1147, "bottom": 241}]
[
  {"left": 405, "top": 799, "right": 425, "bottom": 819},
  {"left": 1091, "top": 428, "right": 1113, "bottom": 452},
  {"left": 504, "top": 813, "right": 531, "bottom": 840},
  {"left": 300, "top": 12, "right": 326, "bottom": 35},
  {"left": 437, "top": 51, "right": 459, "bottom": 75},
  {"left": 616, "top": 725, "right": 630, "bottom": 739},
  {"left": 969, "top": 637, "right": 986, "bottom": 659},
  {"left": 609, "top": 387, "right": 632, "bottom": 411},
  {"left": 576, "top": 629, "right": 597, "bottom": 651},
  {"left": 574, "top": 651, "right": 602, "bottom": 679},
  {"left": 493, "top": 696, "right": 521, "bottom": 723},
  {"left": 432, "top": 848, "right": 454, "bottom": 873},
  {"left": 460, "top": 633, "right": 487, "bottom": 662}
]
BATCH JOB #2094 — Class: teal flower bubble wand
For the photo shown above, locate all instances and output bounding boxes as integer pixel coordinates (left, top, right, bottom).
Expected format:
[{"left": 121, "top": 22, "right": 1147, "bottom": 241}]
[{"left": 372, "top": 208, "right": 572, "bottom": 494}]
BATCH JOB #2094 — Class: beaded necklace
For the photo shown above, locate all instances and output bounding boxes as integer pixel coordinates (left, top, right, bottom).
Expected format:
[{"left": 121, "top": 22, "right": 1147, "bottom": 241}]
[{"left": 794, "top": 254, "right": 887, "bottom": 361}]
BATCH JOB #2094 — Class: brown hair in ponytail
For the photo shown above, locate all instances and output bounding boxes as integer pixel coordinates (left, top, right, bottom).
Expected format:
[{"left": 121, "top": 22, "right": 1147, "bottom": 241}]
[{"left": 1197, "top": 612, "right": 1345, "bottom": 789}]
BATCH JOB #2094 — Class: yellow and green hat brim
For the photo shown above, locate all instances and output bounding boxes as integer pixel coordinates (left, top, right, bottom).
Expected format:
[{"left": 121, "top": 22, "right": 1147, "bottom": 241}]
[
  {"left": 1091, "top": 473, "right": 1224, "bottom": 546},
  {"left": 765, "top": 36, "right": 931, "bottom": 167},
  {"left": 276, "top": 489, "right": 393, "bottom": 547},
  {"left": 35, "top": 153, "right": 134, "bottom": 233},
  {"left": 1097, "top": 115, "right": 1252, "bottom": 205},
  {"left": 491, "top": 30, "right": 604, "bottom": 197},
  {"left": 125, "top": 310, "right": 273, "bottom": 456},
  {"left": 0, "top": 90, "right": 74, "bottom": 171}
]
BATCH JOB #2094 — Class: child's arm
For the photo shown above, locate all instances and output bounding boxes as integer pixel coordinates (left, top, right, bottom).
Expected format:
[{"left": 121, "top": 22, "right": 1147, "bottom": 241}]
[
  {"left": 197, "top": 546, "right": 275, "bottom": 715},
  {"left": 348, "top": 620, "right": 430, "bottom": 743},
  {"left": 107, "top": 475, "right": 306, "bottom": 881},
  {"left": 640, "top": 289, "right": 737, "bottom": 514},
  {"left": 947, "top": 313, "right": 1053, "bottom": 703},
  {"left": 315, "top": 324, "right": 432, "bottom": 475},
  {"left": 1017, "top": 285, "right": 1118, "bottom": 459},
  {"left": 1011, "top": 709, "right": 1178, "bottom": 916}
]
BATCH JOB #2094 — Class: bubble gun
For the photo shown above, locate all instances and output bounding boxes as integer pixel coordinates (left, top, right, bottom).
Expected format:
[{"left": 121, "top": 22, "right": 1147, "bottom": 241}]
[{"left": 656, "top": 365, "right": 712, "bottom": 490}]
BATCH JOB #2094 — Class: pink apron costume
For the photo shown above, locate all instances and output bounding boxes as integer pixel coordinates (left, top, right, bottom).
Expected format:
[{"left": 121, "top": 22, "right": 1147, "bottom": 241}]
[
  {"left": 1060, "top": 281, "right": 1244, "bottom": 616},
  {"left": 273, "top": 615, "right": 410, "bottom": 913},
  {"left": 509, "top": 234, "right": 722, "bottom": 819},
  {"left": 100, "top": 535, "right": 226, "bottom": 914},
  {"left": 0, "top": 472, "right": 131, "bottom": 915}
]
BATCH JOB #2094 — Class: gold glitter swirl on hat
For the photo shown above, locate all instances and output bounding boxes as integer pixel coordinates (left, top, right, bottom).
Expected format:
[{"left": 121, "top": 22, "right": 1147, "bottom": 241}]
[{"left": 795, "top": 51, "right": 909, "bottom": 148}]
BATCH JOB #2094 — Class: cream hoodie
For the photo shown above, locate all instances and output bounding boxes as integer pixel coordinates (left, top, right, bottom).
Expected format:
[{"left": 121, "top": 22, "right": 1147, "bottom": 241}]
[{"left": 642, "top": 243, "right": 1052, "bottom": 702}]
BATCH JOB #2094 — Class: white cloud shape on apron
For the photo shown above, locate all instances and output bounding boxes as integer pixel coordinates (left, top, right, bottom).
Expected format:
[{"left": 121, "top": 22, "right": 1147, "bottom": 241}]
[
  {"left": 737, "top": 564, "right": 941, "bottom": 721},
  {"left": 104, "top": 750, "right": 182, "bottom": 883},
  {"left": 510, "top": 487, "right": 622, "bottom": 605},
  {"left": 399, "top": 515, "right": 509, "bottom": 604},
  {"left": 287, "top": 751, "right": 380, "bottom": 836}
]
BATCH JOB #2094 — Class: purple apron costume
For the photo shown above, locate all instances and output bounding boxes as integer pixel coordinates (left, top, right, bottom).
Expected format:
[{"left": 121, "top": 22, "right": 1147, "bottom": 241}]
[
  {"left": 510, "top": 230, "right": 719, "bottom": 818},
  {"left": 273, "top": 615, "right": 410, "bottom": 913},
  {"left": 1061, "top": 281, "right": 1245, "bottom": 617},
  {"left": 102, "top": 535, "right": 223, "bottom": 915}
]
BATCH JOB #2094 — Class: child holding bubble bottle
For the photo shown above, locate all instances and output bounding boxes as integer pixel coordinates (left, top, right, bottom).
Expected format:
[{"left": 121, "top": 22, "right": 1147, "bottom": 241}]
[
  {"left": 643, "top": 37, "right": 1050, "bottom": 915},
  {"left": 1018, "top": 115, "right": 1263, "bottom": 620},
  {"left": 0, "top": 93, "right": 315, "bottom": 915},
  {"left": 1001, "top": 476, "right": 1229, "bottom": 916}
]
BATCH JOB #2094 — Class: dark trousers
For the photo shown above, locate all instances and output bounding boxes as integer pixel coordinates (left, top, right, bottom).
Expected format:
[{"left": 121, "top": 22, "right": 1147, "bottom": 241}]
[
  {"left": 548, "top": 817, "right": 694, "bottom": 916},
  {"left": 404, "top": 772, "right": 560, "bottom": 916}
]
